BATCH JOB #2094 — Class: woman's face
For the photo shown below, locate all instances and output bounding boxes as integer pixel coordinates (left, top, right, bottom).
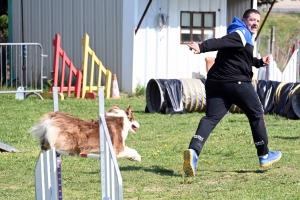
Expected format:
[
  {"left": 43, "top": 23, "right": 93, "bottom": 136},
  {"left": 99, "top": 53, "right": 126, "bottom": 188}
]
[{"left": 242, "top": 12, "right": 260, "bottom": 34}]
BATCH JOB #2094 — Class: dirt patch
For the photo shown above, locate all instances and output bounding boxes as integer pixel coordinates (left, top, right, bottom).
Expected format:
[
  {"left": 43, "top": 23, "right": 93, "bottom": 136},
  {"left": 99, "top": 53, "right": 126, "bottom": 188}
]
[
  {"left": 125, "top": 187, "right": 136, "bottom": 193},
  {"left": 143, "top": 186, "right": 164, "bottom": 192}
]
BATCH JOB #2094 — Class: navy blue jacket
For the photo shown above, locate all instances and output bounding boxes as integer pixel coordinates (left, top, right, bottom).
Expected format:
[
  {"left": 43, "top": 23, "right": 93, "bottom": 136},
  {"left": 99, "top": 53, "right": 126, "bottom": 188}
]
[{"left": 199, "top": 17, "right": 264, "bottom": 82}]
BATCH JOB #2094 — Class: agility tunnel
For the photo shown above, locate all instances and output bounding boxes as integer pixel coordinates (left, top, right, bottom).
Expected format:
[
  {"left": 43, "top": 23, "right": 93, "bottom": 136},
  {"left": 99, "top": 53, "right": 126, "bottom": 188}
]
[
  {"left": 145, "top": 78, "right": 300, "bottom": 120},
  {"left": 145, "top": 78, "right": 206, "bottom": 114}
]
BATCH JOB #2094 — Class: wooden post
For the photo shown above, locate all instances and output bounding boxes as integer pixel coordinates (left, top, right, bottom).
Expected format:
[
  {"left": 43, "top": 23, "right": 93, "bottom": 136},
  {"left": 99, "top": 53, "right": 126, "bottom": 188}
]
[
  {"left": 255, "top": 0, "right": 277, "bottom": 41},
  {"left": 270, "top": 26, "right": 276, "bottom": 61}
]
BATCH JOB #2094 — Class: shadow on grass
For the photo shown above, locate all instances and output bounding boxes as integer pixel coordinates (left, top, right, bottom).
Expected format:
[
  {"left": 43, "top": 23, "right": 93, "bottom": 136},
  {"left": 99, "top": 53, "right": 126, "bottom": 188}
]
[
  {"left": 274, "top": 136, "right": 300, "bottom": 140},
  {"left": 83, "top": 165, "right": 269, "bottom": 176},
  {"left": 82, "top": 165, "right": 179, "bottom": 177},
  {"left": 131, "top": 110, "right": 147, "bottom": 114},
  {"left": 213, "top": 169, "right": 267, "bottom": 173},
  {"left": 120, "top": 165, "right": 181, "bottom": 177}
]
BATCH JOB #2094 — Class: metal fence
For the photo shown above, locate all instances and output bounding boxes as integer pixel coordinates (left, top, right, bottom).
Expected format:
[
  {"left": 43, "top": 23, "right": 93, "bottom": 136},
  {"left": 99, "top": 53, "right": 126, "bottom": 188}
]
[{"left": 0, "top": 43, "right": 47, "bottom": 99}]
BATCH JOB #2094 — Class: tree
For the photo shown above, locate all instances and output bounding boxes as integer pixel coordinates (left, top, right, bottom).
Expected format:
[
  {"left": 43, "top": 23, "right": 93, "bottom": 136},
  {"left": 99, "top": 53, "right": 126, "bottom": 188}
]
[
  {"left": 0, "top": 15, "right": 8, "bottom": 38},
  {"left": 257, "top": 0, "right": 278, "bottom": 7},
  {"left": 0, "top": 0, "right": 8, "bottom": 39},
  {"left": 0, "top": 0, "right": 7, "bottom": 15}
]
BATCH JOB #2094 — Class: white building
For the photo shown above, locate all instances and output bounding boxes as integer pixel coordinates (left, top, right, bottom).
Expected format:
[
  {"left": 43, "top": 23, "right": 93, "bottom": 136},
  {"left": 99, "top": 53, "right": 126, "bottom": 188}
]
[{"left": 9, "top": 0, "right": 257, "bottom": 93}]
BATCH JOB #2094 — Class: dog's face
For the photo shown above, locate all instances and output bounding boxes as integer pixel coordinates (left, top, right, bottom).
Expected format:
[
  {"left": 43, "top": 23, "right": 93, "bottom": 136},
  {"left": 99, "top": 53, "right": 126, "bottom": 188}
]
[
  {"left": 106, "top": 105, "right": 140, "bottom": 133},
  {"left": 125, "top": 105, "right": 140, "bottom": 133}
]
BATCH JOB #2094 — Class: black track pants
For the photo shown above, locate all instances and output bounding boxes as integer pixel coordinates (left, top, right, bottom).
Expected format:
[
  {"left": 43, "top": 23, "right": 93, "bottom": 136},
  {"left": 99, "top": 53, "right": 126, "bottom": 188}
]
[{"left": 188, "top": 80, "right": 269, "bottom": 157}]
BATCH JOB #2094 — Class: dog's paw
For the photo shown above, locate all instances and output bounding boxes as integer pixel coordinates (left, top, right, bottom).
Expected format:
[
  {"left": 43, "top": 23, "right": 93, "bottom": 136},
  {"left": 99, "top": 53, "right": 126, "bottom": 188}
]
[
  {"left": 128, "top": 151, "right": 141, "bottom": 162},
  {"left": 134, "top": 153, "right": 141, "bottom": 162}
]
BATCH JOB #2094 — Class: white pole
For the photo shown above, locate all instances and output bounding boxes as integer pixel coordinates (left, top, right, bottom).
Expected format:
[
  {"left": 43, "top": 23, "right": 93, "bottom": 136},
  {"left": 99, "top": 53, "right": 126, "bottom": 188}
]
[{"left": 295, "top": 39, "right": 300, "bottom": 82}]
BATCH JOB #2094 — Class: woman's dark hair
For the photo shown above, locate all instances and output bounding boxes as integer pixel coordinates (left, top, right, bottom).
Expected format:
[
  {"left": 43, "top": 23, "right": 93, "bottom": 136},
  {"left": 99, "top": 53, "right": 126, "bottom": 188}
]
[{"left": 242, "top": 9, "right": 260, "bottom": 19}]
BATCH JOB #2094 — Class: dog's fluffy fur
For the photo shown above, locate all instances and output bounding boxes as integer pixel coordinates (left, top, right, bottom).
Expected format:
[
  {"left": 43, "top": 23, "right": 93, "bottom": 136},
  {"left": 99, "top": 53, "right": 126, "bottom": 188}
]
[{"left": 30, "top": 105, "right": 141, "bottom": 162}]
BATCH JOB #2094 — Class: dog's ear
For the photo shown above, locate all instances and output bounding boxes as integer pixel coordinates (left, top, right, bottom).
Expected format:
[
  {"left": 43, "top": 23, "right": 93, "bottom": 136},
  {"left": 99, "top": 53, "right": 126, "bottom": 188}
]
[
  {"left": 112, "top": 104, "right": 121, "bottom": 109},
  {"left": 126, "top": 105, "right": 132, "bottom": 115},
  {"left": 107, "top": 104, "right": 120, "bottom": 113}
]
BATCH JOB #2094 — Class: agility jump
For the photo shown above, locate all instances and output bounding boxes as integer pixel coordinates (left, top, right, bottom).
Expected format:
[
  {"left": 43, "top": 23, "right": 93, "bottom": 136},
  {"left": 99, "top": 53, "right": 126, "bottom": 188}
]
[{"left": 35, "top": 87, "right": 123, "bottom": 200}]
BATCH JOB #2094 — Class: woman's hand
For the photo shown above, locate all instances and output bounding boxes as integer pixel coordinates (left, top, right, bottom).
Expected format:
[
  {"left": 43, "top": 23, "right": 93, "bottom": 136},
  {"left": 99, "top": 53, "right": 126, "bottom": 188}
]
[
  {"left": 262, "top": 55, "right": 270, "bottom": 66},
  {"left": 187, "top": 42, "right": 200, "bottom": 54}
]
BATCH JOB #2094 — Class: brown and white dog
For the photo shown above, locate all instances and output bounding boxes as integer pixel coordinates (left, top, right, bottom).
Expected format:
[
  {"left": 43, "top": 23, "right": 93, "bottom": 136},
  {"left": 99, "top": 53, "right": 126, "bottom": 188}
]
[{"left": 30, "top": 105, "right": 141, "bottom": 162}]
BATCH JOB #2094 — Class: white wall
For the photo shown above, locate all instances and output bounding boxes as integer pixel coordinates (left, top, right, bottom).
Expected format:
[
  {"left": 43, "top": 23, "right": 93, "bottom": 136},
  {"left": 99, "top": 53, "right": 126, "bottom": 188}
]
[{"left": 132, "top": 0, "right": 227, "bottom": 92}]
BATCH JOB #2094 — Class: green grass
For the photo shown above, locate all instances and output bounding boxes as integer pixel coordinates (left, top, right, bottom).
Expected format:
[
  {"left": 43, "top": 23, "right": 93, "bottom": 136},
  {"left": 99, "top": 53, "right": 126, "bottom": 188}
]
[
  {"left": 0, "top": 94, "right": 299, "bottom": 200},
  {"left": 259, "top": 12, "right": 300, "bottom": 70}
]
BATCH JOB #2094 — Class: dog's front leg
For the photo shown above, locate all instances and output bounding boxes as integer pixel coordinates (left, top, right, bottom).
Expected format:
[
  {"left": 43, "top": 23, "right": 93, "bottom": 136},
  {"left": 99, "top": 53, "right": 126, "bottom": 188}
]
[{"left": 117, "top": 146, "right": 141, "bottom": 162}]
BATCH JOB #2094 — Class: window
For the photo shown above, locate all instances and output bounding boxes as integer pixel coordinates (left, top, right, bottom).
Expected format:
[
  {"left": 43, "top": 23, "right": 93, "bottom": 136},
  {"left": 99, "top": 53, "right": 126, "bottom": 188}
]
[{"left": 180, "top": 11, "right": 216, "bottom": 44}]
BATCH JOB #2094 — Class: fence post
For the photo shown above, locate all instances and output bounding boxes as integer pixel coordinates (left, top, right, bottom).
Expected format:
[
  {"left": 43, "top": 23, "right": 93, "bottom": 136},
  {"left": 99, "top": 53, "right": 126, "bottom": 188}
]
[
  {"left": 296, "top": 39, "right": 300, "bottom": 82},
  {"left": 53, "top": 87, "right": 59, "bottom": 112}
]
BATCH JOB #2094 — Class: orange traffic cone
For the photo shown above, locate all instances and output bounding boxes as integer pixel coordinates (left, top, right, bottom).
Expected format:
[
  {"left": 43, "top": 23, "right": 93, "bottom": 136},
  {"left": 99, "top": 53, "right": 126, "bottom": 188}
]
[{"left": 111, "top": 74, "right": 120, "bottom": 98}]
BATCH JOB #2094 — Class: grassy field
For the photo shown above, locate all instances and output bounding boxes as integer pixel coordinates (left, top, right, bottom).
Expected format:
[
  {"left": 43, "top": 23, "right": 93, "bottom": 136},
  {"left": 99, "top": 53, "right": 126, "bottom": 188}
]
[
  {"left": 0, "top": 93, "right": 299, "bottom": 200},
  {"left": 259, "top": 12, "right": 300, "bottom": 69}
]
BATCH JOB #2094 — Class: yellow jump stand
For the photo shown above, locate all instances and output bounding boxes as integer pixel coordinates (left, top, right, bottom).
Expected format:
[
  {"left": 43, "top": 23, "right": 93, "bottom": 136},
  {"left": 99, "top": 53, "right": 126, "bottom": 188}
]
[{"left": 81, "top": 33, "right": 112, "bottom": 99}]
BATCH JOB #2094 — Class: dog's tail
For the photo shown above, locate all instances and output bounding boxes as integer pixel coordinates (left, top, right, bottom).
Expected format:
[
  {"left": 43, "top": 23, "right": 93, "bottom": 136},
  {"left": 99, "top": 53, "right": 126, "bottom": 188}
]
[{"left": 30, "top": 116, "right": 53, "bottom": 151}]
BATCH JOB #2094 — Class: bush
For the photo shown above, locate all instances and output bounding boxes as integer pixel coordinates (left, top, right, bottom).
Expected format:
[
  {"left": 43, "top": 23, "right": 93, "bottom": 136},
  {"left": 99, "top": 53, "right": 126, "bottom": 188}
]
[
  {"left": 135, "top": 84, "right": 146, "bottom": 96},
  {"left": 0, "top": 14, "right": 8, "bottom": 38}
]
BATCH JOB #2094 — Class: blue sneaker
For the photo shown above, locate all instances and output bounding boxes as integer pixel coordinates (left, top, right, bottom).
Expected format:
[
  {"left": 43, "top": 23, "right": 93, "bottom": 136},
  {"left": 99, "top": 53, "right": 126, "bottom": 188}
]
[
  {"left": 183, "top": 149, "right": 198, "bottom": 177},
  {"left": 259, "top": 150, "right": 282, "bottom": 167}
]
